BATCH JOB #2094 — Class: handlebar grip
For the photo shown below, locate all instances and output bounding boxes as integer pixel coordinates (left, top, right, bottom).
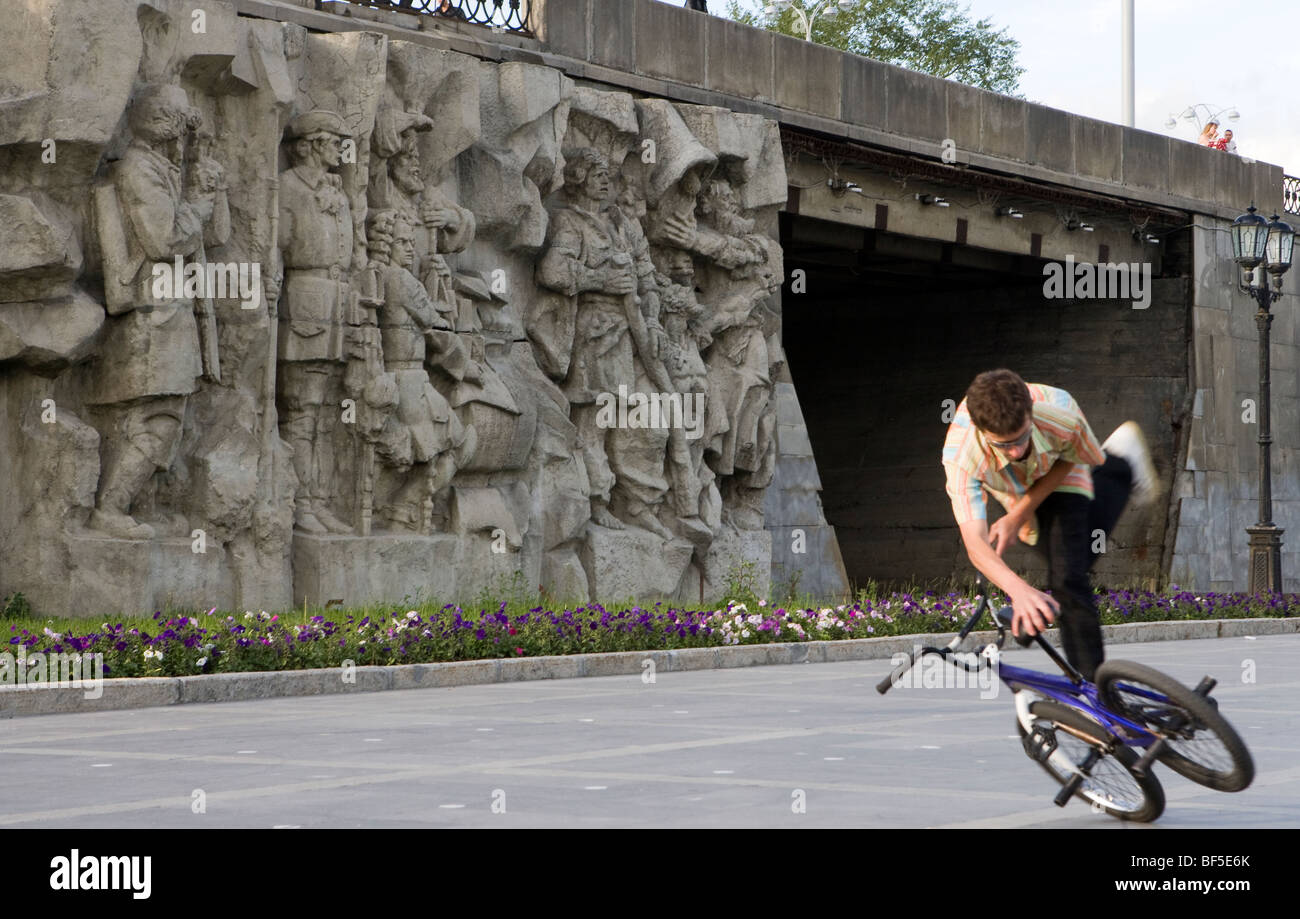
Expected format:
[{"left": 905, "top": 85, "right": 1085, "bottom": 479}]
[{"left": 876, "top": 650, "right": 917, "bottom": 695}]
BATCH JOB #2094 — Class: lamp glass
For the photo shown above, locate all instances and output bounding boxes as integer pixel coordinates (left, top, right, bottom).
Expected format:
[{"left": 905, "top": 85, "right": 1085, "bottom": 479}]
[
  {"left": 1232, "top": 207, "right": 1268, "bottom": 267},
  {"left": 1265, "top": 216, "right": 1295, "bottom": 272}
]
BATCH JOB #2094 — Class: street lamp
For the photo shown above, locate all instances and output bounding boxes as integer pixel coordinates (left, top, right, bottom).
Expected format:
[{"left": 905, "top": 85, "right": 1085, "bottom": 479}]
[
  {"left": 1163, "top": 103, "right": 1239, "bottom": 133},
  {"left": 1230, "top": 204, "right": 1295, "bottom": 593},
  {"left": 763, "top": 0, "right": 854, "bottom": 42}
]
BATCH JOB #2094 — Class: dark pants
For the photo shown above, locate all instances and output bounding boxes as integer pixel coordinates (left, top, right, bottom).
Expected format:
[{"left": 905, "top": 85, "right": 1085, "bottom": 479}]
[{"left": 1032, "top": 453, "right": 1132, "bottom": 681}]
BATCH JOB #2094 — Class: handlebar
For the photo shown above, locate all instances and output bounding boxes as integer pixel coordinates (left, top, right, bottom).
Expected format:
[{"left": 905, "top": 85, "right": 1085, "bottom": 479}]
[{"left": 876, "top": 574, "right": 1000, "bottom": 695}]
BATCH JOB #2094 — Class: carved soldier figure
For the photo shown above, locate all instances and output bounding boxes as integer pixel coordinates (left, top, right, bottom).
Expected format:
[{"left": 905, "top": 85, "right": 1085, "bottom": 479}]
[
  {"left": 652, "top": 245, "right": 722, "bottom": 535},
  {"left": 372, "top": 108, "right": 475, "bottom": 325},
  {"left": 273, "top": 110, "right": 366, "bottom": 535},
  {"left": 88, "top": 82, "right": 229, "bottom": 538},
  {"left": 362, "top": 209, "right": 475, "bottom": 532},
  {"left": 537, "top": 149, "right": 671, "bottom": 533}
]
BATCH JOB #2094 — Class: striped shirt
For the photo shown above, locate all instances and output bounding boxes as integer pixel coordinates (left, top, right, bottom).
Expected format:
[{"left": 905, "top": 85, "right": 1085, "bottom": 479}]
[{"left": 942, "top": 383, "right": 1105, "bottom": 546}]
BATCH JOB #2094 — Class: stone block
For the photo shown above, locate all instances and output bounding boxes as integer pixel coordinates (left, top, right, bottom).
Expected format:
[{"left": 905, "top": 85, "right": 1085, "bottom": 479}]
[
  {"left": 55, "top": 533, "right": 236, "bottom": 618},
  {"left": 499, "top": 654, "right": 583, "bottom": 682},
  {"left": 1121, "top": 127, "right": 1172, "bottom": 194},
  {"left": 978, "top": 93, "right": 1026, "bottom": 161},
  {"left": 408, "top": 660, "right": 501, "bottom": 688},
  {"left": 1071, "top": 117, "right": 1122, "bottom": 183},
  {"left": 944, "top": 82, "right": 981, "bottom": 154},
  {"left": 714, "top": 643, "right": 795, "bottom": 669},
  {"left": 840, "top": 54, "right": 889, "bottom": 130},
  {"left": 694, "top": 527, "right": 772, "bottom": 603},
  {"left": 1167, "top": 139, "right": 1221, "bottom": 202},
  {"left": 705, "top": 15, "right": 774, "bottom": 102},
  {"left": 771, "top": 32, "right": 842, "bottom": 119},
  {"left": 768, "top": 523, "right": 850, "bottom": 600},
  {"left": 0, "top": 292, "right": 103, "bottom": 370},
  {"left": 1214, "top": 149, "right": 1256, "bottom": 211},
  {"left": 580, "top": 650, "right": 650, "bottom": 678},
  {"left": 774, "top": 382, "right": 805, "bottom": 426},
  {"left": 777, "top": 423, "right": 813, "bottom": 457},
  {"left": 884, "top": 65, "right": 946, "bottom": 142},
  {"left": 1251, "top": 162, "right": 1285, "bottom": 218},
  {"left": 582, "top": 525, "right": 694, "bottom": 602},
  {"left": 1025, "top": 104, "right": 1074, "bottom": 173},
  {"left": 538, "top": 0, "right": 588, "bottom": 60},
  {"left": 292, "top": 533, "right": 459, "bottom": 609},
  {"left": 635, "top": 0, "right": 705, "bottom": 86},
  {"left": 592, "top": 0, "right": 636, "bottom": 71}
]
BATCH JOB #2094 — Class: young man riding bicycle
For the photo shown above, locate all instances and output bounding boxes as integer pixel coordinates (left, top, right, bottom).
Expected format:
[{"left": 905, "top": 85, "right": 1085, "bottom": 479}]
[{"left": 942, "top": 369, "right": 1156, "bottom": 680}]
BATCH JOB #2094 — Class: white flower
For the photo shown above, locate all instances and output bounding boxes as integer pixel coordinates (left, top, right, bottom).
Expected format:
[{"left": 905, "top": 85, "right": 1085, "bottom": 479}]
[
  {"left": 143, "top": 649, "right": 155, "bottom": 660},
  {"left": 155, "top": 651, "right": 163, "bottom": 661},
  {"left": 406, "top": 611, "right": 418, "bottom": 620},
  {"left": 189, "top": 618, "right": 199, "bottom": 627},
  {"left": 203, "top": 643, "right": 215, "bottom": 652},
  {"left": 244, "top": 612, "right": 254, "bottom": 621},
  {"left": 758, "top": 600, "right": 767, "bottom": 607},
  {"left": 101, "top": 623, "right": 109, "bottom": 631},
  {"left": 196, "top": 657, "right": 207, "bottom": 667},
  {"left": 741, "top": 628, "right": 751, "bottom": 638},
  {"left": 259, "top": 611, "right": 271, "bottom": 620}
]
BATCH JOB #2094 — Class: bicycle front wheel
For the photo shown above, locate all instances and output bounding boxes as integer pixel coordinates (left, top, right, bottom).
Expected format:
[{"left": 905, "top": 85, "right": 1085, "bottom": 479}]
[{"left": 1095, "top": 659, "right": 1254, "bottom": 792}]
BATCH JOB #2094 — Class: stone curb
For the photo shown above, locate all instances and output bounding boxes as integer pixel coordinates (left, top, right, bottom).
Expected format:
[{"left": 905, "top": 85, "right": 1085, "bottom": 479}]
[{"left": 1, "top": 618, "right": 1295, "bottom": 717}]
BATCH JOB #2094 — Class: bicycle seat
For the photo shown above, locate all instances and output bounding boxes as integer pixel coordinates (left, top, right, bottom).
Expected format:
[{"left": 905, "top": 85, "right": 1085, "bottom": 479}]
[{"left": 994, "top": 605, "right": 1036, "bottom": 648}]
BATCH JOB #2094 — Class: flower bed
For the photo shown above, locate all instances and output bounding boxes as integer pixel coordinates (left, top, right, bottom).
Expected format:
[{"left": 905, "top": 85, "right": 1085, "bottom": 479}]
[{"left": 3, "top": 588, "right": 1296, "bottom": 680}]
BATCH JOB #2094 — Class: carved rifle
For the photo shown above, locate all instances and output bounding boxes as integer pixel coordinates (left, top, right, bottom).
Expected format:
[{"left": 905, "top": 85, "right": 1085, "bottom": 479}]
[{"left": 185, "top": 126, "right": 222, "bottom": 383}]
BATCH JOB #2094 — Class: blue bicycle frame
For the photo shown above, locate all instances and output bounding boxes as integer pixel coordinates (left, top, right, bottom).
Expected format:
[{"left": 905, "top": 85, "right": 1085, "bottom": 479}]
[
  {"left": 876, "top": 585, "right": 1167, "bottom": 753},
  {"left": 995, "top": 661, "right": 1157, "bottom": 749}
]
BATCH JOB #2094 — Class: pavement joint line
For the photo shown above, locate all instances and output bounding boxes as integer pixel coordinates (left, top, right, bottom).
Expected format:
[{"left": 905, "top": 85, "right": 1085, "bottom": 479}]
[{"left": 3, "top": 623, "right": 1294, "bottom": 718}]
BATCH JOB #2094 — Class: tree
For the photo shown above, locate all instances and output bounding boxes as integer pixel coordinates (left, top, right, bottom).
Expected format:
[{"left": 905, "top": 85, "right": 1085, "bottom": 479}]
[{"left": 723, "top": 0, "right": 1025, "bottom": 95}]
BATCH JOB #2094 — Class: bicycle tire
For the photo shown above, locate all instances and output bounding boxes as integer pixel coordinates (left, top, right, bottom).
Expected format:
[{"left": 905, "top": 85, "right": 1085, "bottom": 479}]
[
  {"left": 1095, "top": 659, "right": 1254, "bottom": 792},
  {"left": 1016, "top": 700, "right": 1165, "bottom": 822}
]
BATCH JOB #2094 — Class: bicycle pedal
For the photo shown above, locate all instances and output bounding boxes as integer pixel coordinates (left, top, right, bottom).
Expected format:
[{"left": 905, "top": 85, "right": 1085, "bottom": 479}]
[{"left": 1022, "top": 723, "right": 1057, "bottom": 764}]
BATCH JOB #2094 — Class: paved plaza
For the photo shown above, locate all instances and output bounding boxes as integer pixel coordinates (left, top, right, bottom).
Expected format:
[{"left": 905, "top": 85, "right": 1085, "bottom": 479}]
[{"left": 1, "top": 635, "right": 1296, "bottom": 828}]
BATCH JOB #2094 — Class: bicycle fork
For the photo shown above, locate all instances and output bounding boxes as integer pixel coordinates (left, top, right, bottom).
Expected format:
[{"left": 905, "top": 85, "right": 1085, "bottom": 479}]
[{"left": 1015, "top": 691, "right": 1111, "bottom": 808}]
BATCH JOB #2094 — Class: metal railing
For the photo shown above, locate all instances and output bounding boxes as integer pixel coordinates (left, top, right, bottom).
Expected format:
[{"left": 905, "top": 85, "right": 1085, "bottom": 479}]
[
  {"left": 342, "top": 1, "right": 531, "bottom": 33},
  {"left": 1285, "top": 175, "right": 1300, "bottom": 216}
]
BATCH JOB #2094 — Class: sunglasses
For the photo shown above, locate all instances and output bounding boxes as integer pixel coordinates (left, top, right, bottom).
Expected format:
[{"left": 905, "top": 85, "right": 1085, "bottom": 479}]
[{"left": 988, "top": 426, "right": 1032, "bottom": 450}]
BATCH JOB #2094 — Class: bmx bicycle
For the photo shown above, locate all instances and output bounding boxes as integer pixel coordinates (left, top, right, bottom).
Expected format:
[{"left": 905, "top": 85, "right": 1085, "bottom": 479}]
[{"left": 876, "top": 576, "right": 1254, "bottom": 822}]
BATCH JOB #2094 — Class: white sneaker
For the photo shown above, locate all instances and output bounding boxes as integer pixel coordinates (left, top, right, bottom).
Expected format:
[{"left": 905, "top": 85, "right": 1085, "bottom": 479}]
[{"left": 1102, "top": 421, "right": 1157, "bottom": 506}]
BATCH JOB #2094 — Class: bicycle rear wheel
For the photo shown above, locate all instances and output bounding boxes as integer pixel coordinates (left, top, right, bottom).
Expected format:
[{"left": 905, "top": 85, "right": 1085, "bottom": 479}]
[
  {"left": 1017, "top": 700, "right": 1165, "bottom": 822},
  {"left": 1095, "top": 660, "right": 1254, "bottom": 792}
]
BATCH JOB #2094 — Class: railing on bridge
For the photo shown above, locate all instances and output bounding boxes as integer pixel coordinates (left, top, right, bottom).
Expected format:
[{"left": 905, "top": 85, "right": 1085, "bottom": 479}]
[
  {"left": 1285, "top": 175, "right": 1300, "bottom": 217},
  {"left": 342, "top": 0, "right": 531, "bottom": 33}
]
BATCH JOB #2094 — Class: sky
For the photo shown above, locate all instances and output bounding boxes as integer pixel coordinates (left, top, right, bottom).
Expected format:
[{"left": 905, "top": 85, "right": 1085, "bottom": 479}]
[{"left": 713, "top": 0, "right": 1299, "bottom": 174}]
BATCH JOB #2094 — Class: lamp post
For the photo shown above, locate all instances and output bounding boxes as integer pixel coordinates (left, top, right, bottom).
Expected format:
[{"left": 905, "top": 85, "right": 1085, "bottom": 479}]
[
  {"left": 763, "top": 0, "right": 854, "bottom": 42},
  {"left": 1230, "top": 205, "right": 1296, "bottom": 593},
  {"left": 1163, "top": 104, "right": 1239, "bottom": 134}
]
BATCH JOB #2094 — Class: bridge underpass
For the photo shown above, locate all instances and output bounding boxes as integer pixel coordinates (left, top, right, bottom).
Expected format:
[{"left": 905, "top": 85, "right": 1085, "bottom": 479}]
[{"left": 780, "top": 199, "right": 1193, "bottom": 591}]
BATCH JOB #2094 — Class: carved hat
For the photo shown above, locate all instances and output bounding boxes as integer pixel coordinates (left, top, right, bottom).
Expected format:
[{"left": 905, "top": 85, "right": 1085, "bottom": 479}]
[
  {"left": 287, "top": 110, "right": 351, "bottom": 140},
  {"left": 633, "top": 99, "right": 716, "bottom": 205}
]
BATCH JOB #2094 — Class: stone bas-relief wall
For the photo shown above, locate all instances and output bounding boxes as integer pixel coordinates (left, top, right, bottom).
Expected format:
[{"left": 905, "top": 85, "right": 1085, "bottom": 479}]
[{"left": 0, "top": 0, "right": 788, "bottom": 616}]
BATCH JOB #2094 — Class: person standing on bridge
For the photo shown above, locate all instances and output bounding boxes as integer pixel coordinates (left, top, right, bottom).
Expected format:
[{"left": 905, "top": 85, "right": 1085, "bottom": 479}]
[
  {"left": 941, "top": 369, "right": 1157, "bottom": 681},
  {"left": 1197, "top": 121, "right": 1220, "bottom": 147},
  {"left": 1212, "top": 129, "right": 1238, "bottom": 153}
]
